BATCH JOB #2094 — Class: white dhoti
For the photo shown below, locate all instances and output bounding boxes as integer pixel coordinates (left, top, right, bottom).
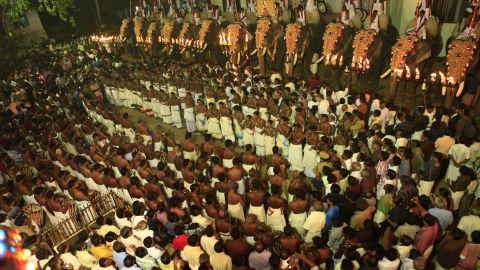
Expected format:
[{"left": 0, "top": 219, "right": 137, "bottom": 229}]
[
  {"left": 254, "top": 127, "right": 266, "bottom": 156},
  {"left": 302, "top": 144, "right": 318, "bottom": 178},
  {"left": 259, "top": 107, "right": 269, "bottom": 121},
  {"left": 151, "top": 99, "right": 162, "bottom": 118},
  {"left": 220, "top": 117, "right": 236, "bottom": 142},
  {"left": 233, "top": 118, "right": 244, "bottom": 146},
  {"left": 276, "top": 134, "right": 290, "bottom": 158},
  {"left": 271, "top": 115, "right": 279, "bottom": 127},
  {"left": 242, "top": 106, "right": 254, "bottom": 117},
  {"left": 243, "top": 164, "right": 256, "bottom": 174},
  {"left": 196, "top": 113, "right": 207, "bottom": 132},
  {"left": 228, "top": 203, "right": 245, "bottom": 221},
  {"left": 236, "top": 179, "right": 246, "bottom": 195},
  {"left": 419, "top": 180, "right": 435, "bottom": 196},
  {"left": 184, "top": 107, "right": 197, "bottom": 133},
  {"left": 266, "top": 207, "right": 286, "bottom": 232},
  {"left": 248, "top": 204, "right": 266, "bottom": 223},
  {"left": 289, "top": 212, "right": 307, "bottom": 238},
  {"left": 161, "top": 104, "right": 172, "bottom": 124},
  {"left": 183, "top": 150, "right": 198, "bottom": 161},
  {"left": 451, "top": 190, "right": 465, "bottom": 211},
  {"left": 216, "top": 191, "right": 226, "bottom": 205},
  {"left": 207, "top": 117, "right": 222, "bottom": 139},
  {"left": 140, "top": 134, "right": 152, "bottom": 146},
  {"left": 154, "top": 141, "right": 164, "bottom": 152},
  {"left": 223, "top": 158, "right": 233, "bottom": 169},
  {"left": 171, "top": 105, "right": 183, "bottom": 128},
  {"left": 288, "top": 143, "right": 304, "bottom": 172},
  {"left": 265, "top": 135, "right": 275, "bottom": 156},
  {"left": 243, "top": 128, "right": 255, "bottom": 146}
]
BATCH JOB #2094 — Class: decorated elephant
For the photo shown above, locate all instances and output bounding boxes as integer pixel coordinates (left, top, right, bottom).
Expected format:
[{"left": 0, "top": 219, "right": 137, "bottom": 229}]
[
  {"left": 157, "top": 20, "right": 177, "bottom": 57},
  {"left": 133, "top": 18, "right": 147, "bottom": 44},
  {"left": 380, "top": 19, "right": 440, "bottom": 101},
  {"left": 194, "top": 19, "right": 223, "bottom": 63},
  {"left": 251, "top": 17, "right": 284, "bottom": 75},
  {"left": 440, "top": 24, "right": 480, "bottom": 108},
  {"left": 220, "top": 22, "right": 250, "bottom": 67},
  {"left": 350, "top": 14, "right": 398, "bottom": 90}
]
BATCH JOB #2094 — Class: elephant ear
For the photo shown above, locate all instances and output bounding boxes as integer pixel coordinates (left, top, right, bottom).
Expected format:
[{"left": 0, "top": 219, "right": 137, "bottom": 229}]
[
  {"left": 306, "top": 10, "right": 321, "bottom": 25},
  {"left": 350, "top": 14, "right": 362, "bottom": 30},
  {"left": 405, "top": 18, "right": 416, "bottom": 31},
  {"left": 426, "top": 19, "right": 439, "bottom": 38},
  {"left": 476, "top": 21, "right": 480, "bottom": 38},
  {"left": 379, "top": 15, "right": 389, "bottom": 31}
]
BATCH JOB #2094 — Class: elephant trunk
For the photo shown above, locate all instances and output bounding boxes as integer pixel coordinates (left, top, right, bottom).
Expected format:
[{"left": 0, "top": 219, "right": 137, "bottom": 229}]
[
  {"left": 380, "top": 69, "right": 392, "bottom": 78},
  {"left": 456, "top": 81, "right": 465, "bottom": 97}
]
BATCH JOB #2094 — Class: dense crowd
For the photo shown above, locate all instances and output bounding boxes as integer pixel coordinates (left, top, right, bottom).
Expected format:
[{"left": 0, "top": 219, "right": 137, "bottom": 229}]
[{"left": 0, "top": 35, "right": 479, "bottom": 270}]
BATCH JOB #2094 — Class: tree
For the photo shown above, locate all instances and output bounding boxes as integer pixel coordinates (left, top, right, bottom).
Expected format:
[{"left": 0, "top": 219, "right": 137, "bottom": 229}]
[{"left": 0, "top": 0, "right": 75, "bottom": 37}]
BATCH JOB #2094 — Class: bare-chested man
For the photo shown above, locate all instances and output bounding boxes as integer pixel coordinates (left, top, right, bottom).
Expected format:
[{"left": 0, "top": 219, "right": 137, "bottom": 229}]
[{"left": 246, "top": 179, "right": 266, "bottom": 223}]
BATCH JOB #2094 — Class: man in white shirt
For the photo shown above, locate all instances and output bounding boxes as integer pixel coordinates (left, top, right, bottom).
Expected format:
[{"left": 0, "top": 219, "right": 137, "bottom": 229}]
[
  {"left": 95, "top": 217, "right": 121, "bottom": 237},
  {"left": 457, "top": 211, "right": 480, "bottom": 242},
  {"left": 200, "top": 226, "right": 219, "bottom": 256},
  {"left": 435, "top": 134, "right": 455, "bottom": 156},
  {"left": 143, "top": 237, "right": 163, "bottom": 261},
  {"left": 303, "top": 201, "right": 326, "bottom": 243},
  {"left": 57, "top": 244, "right": 82, "bottom": 270},
  {"left": 378, "top": 249, "right": 401, "bottom": 270}
]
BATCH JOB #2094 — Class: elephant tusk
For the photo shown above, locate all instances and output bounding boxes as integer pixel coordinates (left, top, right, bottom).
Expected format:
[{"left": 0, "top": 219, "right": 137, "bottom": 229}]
[
  {"left": 294, "top": 53, "right": 298, "bottom": 65},
  {"left": 250, "top": 48, "right": 258, "bottom": 56},
  {"left": 262, "top": 47, "right": 267, "bottom": 56},
  {"left": 380, "top": 69, "right": 392, "bottom": 79},
  {"left": 456, "top": 81, "right": 465, "bottom": 97},
  {"left": 442, "top": 86, "right": 447, "bottom": 96},
  {"left": 314, "top": 56, "right": 323, "bottom": 64},
  {"left": 203, "top": 43, "right": 207, "bottom": 50}
]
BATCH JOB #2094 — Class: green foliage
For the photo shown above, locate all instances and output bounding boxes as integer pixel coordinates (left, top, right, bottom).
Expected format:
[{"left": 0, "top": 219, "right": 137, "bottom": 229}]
[
  {"left": 0, "top": 0, "right": 75, "bottom": 25},
  {"left": 37, "top": 0, "right": 76, "bottom": 25},
  {"left": 0, "top": 0, "right": 30, "bottom": 23}
]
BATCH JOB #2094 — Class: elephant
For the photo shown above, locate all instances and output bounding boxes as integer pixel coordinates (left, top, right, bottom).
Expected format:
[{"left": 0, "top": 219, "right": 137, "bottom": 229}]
[
  {"left": 284, "top": 22, "right": 310, "bottom": 78},
  {"left": 380, "top": 19, "right": 441, "bottom": 102},
  {"left": 251, "top": 17, "right": 284, "bottom": 76},
  {"left": 197, "top": 20, "right": 223, "bottom": 64},
  {"left": 351, "top": 15, "right": 398, "bottom": 90},
  {"left": 221, "top": 22, "right": 250, "bottom": 67},
  {"left": 441, "top": 37, "right": 479, "bottom": 108},
  {"left": 319, "top": 22, "right": 355, "bottom": 88}
]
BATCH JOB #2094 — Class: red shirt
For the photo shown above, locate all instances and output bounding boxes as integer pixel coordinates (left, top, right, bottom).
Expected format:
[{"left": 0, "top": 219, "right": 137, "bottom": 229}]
[{"left": 172, "top": 234, "right": 189, "bottom": 251}]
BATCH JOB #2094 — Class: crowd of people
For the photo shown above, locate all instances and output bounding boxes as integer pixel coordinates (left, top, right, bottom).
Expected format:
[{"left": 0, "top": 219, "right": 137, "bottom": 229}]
[{"left": 0, "top": 32, "right": 480, "bottom": 270}]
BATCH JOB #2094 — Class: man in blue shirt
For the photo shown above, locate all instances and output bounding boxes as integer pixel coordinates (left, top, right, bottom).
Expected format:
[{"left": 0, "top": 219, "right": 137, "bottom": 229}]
[
  {"left": 326, "top": 195, "right": 340, "bottom": 231},
  {"left": 428, "top": 197, "right": 453, "bottom": 231},
  {"left": 113, "top": 241, "right": 128, "bottom": 269}
]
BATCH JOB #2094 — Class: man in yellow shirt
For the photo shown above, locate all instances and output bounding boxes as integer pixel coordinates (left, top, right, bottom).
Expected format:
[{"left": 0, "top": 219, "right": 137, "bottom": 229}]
[
  {"left": 209, "top": 242, "right": 232, "bottom": 270},
  {"left": 90, "top": 234, "right": 114, "bottom": 259}
]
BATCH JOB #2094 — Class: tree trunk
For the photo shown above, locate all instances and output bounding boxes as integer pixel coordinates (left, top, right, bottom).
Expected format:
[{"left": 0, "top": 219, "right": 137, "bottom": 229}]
[
  {"left": 0, "top": 7, "right": 9, "bottom": 39},
  {"left": 94, "top": 0, "right": 103, "bottom": 24}
]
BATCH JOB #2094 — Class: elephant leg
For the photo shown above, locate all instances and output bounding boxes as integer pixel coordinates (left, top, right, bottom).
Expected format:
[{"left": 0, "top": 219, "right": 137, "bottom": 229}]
[
  {"left": 389, "top": 77, "right": 399, "bottom": 102},
  {"left": 259, "top": 55, "right": 266, "bottom": 76},
  {"left": 444, "top": 89, "right": 455, "bottom": 108}
]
